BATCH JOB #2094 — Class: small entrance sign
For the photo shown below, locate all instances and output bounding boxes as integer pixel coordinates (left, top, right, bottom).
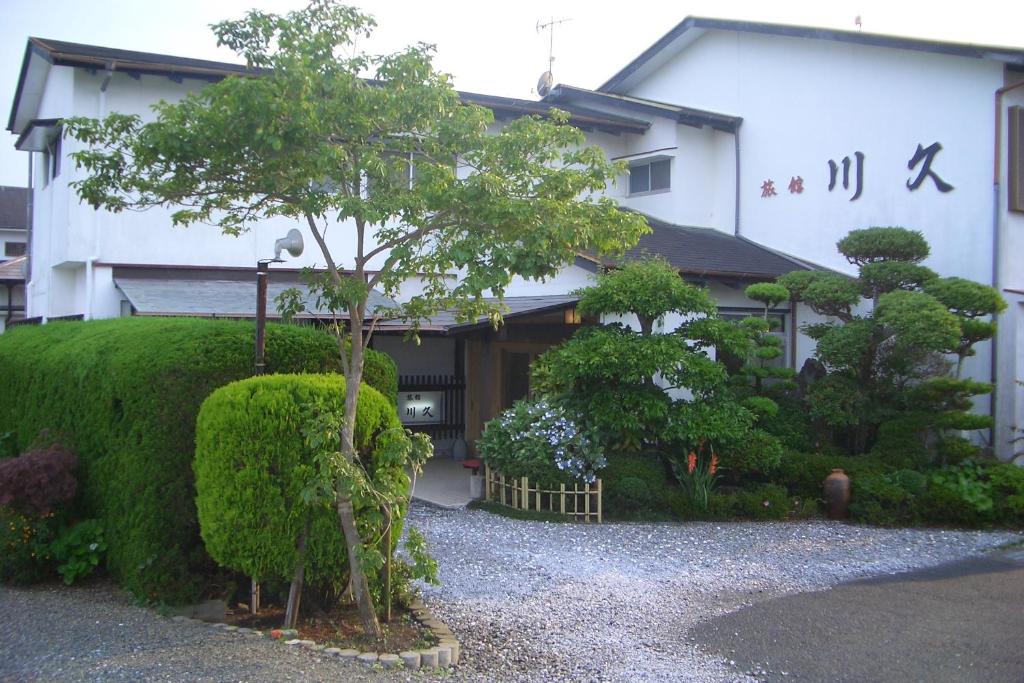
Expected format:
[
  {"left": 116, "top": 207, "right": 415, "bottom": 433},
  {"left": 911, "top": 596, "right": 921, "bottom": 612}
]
[{"left": 398, "top": 391, "right": 442, "bottom": 424}]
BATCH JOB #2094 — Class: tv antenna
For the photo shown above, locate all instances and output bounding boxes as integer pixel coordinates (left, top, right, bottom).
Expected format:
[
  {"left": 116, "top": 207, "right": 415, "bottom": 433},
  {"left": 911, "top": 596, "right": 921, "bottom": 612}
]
[{"left": 535, "top": 16, "right": 571, "bottom": 97}]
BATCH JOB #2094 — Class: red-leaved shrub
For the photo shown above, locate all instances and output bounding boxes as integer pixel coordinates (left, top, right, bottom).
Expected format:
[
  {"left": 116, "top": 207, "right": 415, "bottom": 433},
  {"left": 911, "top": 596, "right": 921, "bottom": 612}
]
[{"left": 0, "top": 445, "right": 78, "bottom": 515}]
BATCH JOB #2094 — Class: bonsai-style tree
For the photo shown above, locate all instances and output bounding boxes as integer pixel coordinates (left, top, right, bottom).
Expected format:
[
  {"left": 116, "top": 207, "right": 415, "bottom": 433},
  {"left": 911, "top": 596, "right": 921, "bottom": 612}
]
[
  {"left": 777, "top": 226, "right": 1005, "bottom": 458},
  {"left": 64, "top": 2, "right": 648, "bottom": 637},
  {"left": 532, "top": 258, "right": 722, "bottom": 452},
  {"left": 729, "top": 282, "right": 798, "bottom": 406}
]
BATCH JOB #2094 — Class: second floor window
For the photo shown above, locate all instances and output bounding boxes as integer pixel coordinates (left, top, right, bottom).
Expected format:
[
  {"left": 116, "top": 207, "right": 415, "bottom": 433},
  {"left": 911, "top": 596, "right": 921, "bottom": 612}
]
[{"left": 629, "top": 157, "right": 671, "bottom": 195}]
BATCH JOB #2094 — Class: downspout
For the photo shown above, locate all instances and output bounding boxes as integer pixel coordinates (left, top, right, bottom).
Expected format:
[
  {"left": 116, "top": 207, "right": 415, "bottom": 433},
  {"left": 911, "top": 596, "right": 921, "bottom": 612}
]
[
  {"left": 990, "top": 76, "right": 1024, "bottom": 451},
  {"left": 25, "top": 153, "right": 33, "bottom": 313},
  {"left": 790, "top": 297, "right": 798, "bottom": 369},
  {"left": 86, "top": 61, "right": 116, "bottom": 320},
  {"left": 733, "top": 122, "right": 742, "bottom": 236}
]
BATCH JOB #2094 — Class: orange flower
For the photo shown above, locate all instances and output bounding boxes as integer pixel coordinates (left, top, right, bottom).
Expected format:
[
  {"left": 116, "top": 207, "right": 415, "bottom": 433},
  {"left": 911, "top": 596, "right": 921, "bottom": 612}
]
[
  {"left": 709, "top": 454, "right": 718, "bottom": 475},
  {"left": 687, "top": 452, "right": 697, "bottom": 474}
]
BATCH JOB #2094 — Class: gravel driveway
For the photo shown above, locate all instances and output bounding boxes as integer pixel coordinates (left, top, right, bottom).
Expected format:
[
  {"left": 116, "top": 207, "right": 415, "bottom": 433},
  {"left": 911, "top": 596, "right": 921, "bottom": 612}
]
[
  {"left": 1, "top": 504, "right": 1018, "bottom": 682},
  {"left": 409, "top": 505, "right": 1021, "bottom": 682}
]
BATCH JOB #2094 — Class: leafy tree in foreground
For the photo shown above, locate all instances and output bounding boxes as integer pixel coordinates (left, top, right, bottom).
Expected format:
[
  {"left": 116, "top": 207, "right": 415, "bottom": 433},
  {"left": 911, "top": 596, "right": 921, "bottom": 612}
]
[{"left": 64, "top": 1, "right": 647, "bottom": 637}]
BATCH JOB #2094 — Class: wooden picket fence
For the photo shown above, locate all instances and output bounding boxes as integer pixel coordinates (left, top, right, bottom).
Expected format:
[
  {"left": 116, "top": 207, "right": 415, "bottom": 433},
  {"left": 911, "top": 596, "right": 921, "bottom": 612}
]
[{"left": 484, "top": 464, "right": 602, "bottom": 523}]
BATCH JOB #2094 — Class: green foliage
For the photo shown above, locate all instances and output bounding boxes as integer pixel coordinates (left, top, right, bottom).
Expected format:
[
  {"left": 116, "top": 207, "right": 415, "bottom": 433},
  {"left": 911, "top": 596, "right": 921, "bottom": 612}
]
[
  {"left": 924, "top": 277, "right": 1008, "bottom": 318},
  {"left": 0, "top": 317, "right": 396, "bottom": 603},
  {"left": 716, "top": 428, "right": 784, "bottom": 476},
  {"left": 600, "top": 453, "right": 683, "bottom": 520},
  {"left": 775, "top": 271, "right": 820, "bottom": 302},
  {"left": 801, "top": 274, "right": 862, "bottom": 319},
  {"left": 805, "top": 374, "right": 867, "bottom": 428},
  {"left": 761, "top": 396, "right": 819, "bottom": 452},
  {"left": 779, "top": 227, "right": 998, "bottom": 458},
  {"left": 837, "top": 227, "right": 929, "bottom": 265},
  {"left": 846, "top": 460, "right": 1024, "bottom": 528},
  {"left": 666, "top": 398, "right": 756, "bottom": 455},
  {"left": 0, "top": 508, "right": 58, "bottom": 584},
  {"left": 194, "top": 374, "right": 404, "bottom": 592},
  {"left": 848, "top": 473, "right": 920, "bottom": 526},
  {"left": 858, "top": 261, "right": 936, "bottom": 297},
  {"left": 716, "top": 484, "right": 791, "bottom": 520},
  {"left": 477, "top": 399, "right": 605, "bottom": 487},
  {"left": 744, "top": 283, "right": 791, "bottom": 308},
  {"left": 669, "top": 441, "right": 719, "bottom": 511},
  {"left": 876, "top": 290, "right": 961, "bottom": 351},
  {"left": 771, "top": 451, "right": 896, "bottom": 499},
  {"left": 742, "top": 396, "right": 780, "bottom": 421},
  {"left": 534, "top": 262, "right": 725, "bottom": 452},
  {"left": 50, "top": 519, "right": 106, "bottom": 585},
  {"left": 576, "top": 258, "right": 715, "bottom": 334}
]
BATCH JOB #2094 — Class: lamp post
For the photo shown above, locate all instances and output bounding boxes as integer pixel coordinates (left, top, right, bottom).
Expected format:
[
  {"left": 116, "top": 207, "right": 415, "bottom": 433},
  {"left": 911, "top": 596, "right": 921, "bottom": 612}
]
[
  {"left": 249, "top": 228, "right": 304, "bottom": 615},
  {"left": 254, "top": 228, "right": 304, "bottom": 376}
]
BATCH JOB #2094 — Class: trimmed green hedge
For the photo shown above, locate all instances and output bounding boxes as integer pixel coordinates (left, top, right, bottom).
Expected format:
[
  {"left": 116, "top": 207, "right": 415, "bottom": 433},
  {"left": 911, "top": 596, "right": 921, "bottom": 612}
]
[
  {"left": 195, "top": 374, "right": 404, "bottom": 589},
  {"left": 601, "top": 452, "right": 685, "bottom": 519},
  {"left": 0, "top": 317, "right": 397, "bottom": 603}
]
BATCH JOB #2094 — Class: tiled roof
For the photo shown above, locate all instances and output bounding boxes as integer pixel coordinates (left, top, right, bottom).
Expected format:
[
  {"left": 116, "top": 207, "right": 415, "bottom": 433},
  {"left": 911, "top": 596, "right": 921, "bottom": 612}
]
[
  {"left": 376, "top": 295, "right": 581, "bottom": 332},
  {"left": 596, "top": 211, "right": 820, "bottom": 280},
  {"left": 113, "top": 268, "right": 395, "bottom": 319},
  {"left": 0, "top": 256, "right": 26, "bottom": 282}
]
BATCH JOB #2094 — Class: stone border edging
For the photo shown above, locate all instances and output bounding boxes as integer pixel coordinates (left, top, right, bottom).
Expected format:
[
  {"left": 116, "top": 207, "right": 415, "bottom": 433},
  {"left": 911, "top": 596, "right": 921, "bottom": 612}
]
[{"left": 169, "top": 598, "right": 460, "bottom": 671}]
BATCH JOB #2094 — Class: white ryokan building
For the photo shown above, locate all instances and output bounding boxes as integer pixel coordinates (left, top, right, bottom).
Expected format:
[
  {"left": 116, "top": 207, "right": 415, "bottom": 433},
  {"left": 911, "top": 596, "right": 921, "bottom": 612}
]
[{"left": 6, "top": 17, "right": 1024, "bottom": 461}]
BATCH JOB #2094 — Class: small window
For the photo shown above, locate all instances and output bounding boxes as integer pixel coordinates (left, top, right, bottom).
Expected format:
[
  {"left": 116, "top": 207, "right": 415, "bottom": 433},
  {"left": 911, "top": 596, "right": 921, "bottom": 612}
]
[
  {"left": 4, "top": 242, "right": 26, "bottom": 258},
  {"left": 629, "top": 157, "right": 671, "bottom": 195}
]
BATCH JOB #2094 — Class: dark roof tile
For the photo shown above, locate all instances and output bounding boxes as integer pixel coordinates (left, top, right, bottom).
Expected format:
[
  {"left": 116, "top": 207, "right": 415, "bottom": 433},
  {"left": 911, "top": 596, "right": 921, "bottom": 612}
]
[{"left": 600, "top": 211, "right": 818, "bottom": 280}]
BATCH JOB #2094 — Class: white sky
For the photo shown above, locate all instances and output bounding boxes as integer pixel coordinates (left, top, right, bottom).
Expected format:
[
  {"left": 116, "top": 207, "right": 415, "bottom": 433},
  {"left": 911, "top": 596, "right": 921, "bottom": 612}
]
[{"left": 2, "top": 0, "right": 1023, "bottom": 187}]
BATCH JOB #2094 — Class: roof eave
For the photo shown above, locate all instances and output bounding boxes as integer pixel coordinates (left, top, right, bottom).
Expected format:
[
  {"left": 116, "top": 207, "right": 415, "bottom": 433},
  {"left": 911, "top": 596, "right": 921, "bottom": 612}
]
[{"left": 599, "top": 16, "right": 1024, "bottom": 94}]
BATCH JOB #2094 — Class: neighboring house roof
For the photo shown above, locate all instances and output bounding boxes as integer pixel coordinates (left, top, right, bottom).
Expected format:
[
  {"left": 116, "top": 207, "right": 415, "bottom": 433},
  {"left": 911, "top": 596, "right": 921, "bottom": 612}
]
[
  {"left": 8, "top": 37, "right": 649, "bottom": 136},
  {"left": 111, "top": 266, "right": 396, "bottom": 319},
  {"left": 599, "top": 16, "right": 1024, "bottom": 93},
  {"left": 111, "top": 265, "right": 579, "bottom": 334},
  {"left": 0, "top": 186, "right": 29, "bottom": 230},
  {"left": 0, "top": 256, "right": 27, "bottom": 284},
  {"left": 544, "top": 85, "right": 741, "bottom": 133},
  {"left": 592, "top": 211, "right": 823, "bottom": 280}
]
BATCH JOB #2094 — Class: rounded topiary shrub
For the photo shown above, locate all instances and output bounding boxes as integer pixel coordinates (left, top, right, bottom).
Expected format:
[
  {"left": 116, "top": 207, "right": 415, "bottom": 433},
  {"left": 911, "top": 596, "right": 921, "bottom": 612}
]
[{"left": 194, "top": 373, "right": 404, "bottom": 591}]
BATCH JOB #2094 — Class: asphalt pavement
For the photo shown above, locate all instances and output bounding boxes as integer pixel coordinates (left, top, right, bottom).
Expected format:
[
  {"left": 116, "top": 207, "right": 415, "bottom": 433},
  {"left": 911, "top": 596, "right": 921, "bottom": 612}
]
[{"left": 692, "top": 545, "right": 1024, "bottom": 682}]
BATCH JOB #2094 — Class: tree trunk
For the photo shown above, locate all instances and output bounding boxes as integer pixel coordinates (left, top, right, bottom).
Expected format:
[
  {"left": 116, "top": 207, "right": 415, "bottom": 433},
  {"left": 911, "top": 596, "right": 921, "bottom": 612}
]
[
  {"left": 335, "top": 317, "right": 383, "bottom": 640},
  {"left": 283, "top": 515, "right": 311, "bottom": 630},
  {"left": 336, "top": 494, "right": 381, "bottom": 638}
]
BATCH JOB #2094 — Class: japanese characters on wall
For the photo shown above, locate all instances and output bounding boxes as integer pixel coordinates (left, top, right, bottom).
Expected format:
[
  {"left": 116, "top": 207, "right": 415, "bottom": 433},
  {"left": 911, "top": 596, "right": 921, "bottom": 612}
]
[{"left": 760, "top": 142, "right": 954, "bottom": 200}]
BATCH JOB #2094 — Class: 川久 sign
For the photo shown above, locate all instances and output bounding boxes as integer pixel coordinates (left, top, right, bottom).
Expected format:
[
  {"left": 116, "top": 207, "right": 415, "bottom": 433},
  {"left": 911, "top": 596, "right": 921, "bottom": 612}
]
[{"left": 759, "top": 141, "right": 954, "bottom": 200}]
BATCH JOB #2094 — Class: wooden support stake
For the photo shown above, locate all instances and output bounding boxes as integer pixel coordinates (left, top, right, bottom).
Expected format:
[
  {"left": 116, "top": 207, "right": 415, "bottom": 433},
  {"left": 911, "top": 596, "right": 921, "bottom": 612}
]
[
  {"left": 597, "top": 478, "right": 602, "bottom": 523},
  {"left": 250, "top": 579, "right": 260, "bottom": 615}
]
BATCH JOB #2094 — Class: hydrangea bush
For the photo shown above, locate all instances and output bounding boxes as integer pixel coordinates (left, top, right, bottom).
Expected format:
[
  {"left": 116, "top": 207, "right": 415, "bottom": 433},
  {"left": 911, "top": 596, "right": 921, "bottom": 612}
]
[{"left": 478, "top": 399, "right": 606, "bottom": 487}]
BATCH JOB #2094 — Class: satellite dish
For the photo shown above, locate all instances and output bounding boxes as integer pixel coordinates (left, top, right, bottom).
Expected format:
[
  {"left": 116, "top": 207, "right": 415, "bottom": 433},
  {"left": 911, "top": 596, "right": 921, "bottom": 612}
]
[
  {"left": 274, "top": 228, "right": 304, "bottom": 260},
  {"left": 537, "top": 71, "right": 553, "bottom": 97}
]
